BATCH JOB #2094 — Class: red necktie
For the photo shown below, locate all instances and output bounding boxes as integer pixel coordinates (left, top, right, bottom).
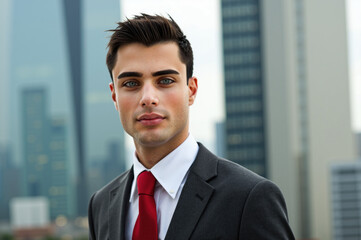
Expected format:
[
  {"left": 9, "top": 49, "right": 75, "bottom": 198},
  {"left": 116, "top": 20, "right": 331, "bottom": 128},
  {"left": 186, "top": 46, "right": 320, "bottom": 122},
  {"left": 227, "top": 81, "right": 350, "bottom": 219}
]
[{"left": 132, "top": 171, "right": 158, "bottom": 240}]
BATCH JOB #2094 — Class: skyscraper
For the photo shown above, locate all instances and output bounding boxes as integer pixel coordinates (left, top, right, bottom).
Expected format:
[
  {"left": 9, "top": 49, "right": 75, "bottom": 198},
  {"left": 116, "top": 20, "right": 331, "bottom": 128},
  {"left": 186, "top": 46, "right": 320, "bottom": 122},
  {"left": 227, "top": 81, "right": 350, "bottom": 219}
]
[
  {"left": 22, "top": 88, "right": 49, "bottom": 197},
  {"left": 331, "top": 162, "right": 361, "bottom": 240},
  {"left": 48, "top": 117, "right": 74, "bottom": 219},
  {"left": 62, "top": 0, "right": 87, "bottom": 216},
  {"left": 222, "top": 2, "right": 266, "bottom": 176},
  {"left": 8, "top": 1, "right": 75, "bottom": 212},
  {"left": 3, "top": 0, "right": 123, "bottom": 220},
  {"left": 22, "top": 88, "right": 74, "bottom": 219},
  {"left": 221, "top": 0, "right": 356, "bottom": 238}
]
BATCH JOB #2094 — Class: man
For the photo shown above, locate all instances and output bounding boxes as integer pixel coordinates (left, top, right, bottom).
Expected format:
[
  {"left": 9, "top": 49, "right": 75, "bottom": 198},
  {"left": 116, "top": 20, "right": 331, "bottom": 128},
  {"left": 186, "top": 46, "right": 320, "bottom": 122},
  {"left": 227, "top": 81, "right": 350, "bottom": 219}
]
[{"left": 88, "top": 14, "right": 295, "bottom": 240}]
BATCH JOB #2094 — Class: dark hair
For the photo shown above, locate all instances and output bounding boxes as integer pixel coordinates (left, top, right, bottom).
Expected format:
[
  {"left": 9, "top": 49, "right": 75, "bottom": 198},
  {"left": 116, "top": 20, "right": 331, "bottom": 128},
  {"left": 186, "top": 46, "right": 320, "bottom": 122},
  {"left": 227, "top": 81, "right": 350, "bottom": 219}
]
[{"left": 106, "top": 14, "right": 194, "bottom": 83}]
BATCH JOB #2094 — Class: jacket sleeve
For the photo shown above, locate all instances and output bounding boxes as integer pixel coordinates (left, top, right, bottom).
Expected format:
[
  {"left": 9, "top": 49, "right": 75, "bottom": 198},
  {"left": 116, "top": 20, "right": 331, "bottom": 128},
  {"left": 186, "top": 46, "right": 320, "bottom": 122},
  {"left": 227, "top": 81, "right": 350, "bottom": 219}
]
[
  {"left": 239, "top": 180, "right": 295, "bottom": 240},
  {"left": 88, "top": 193, "right": 96, "bottom": 240}
]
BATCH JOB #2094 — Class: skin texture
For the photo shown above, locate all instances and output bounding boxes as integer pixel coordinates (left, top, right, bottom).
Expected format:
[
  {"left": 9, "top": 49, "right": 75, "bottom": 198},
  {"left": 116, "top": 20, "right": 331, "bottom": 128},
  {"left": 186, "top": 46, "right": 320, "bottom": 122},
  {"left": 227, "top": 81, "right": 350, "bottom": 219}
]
[{"left": 109, "top": 42, "right": 198, "bottom": 169}]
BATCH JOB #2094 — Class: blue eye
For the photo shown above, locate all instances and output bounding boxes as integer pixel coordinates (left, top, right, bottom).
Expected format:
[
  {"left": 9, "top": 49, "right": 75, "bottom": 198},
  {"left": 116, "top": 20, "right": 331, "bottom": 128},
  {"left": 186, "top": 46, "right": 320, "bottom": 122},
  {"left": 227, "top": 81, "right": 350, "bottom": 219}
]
[
  {"left": 123, "top": 81, "right": 139, "bottom": 87},
  {"left": 159, "top": 78, "right": 174, "bottom": 85}
]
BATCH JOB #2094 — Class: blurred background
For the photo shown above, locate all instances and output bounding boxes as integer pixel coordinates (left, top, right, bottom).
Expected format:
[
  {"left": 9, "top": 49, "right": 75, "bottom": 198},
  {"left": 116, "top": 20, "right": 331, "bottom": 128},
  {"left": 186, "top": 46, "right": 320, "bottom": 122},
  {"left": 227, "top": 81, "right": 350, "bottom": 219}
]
[{"left": 0, "top": 0, "right": 360, "bottom": 239}]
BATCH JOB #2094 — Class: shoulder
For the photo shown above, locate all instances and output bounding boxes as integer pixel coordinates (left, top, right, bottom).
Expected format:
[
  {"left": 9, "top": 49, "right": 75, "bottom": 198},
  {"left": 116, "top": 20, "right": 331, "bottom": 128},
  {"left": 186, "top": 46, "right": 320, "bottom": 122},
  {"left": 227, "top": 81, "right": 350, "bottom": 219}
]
[
  {"left": 193, "top": 143, "right": 267, "bottom": 189},
  {"left": 214, "top": 157, "right": 279, "bottom": 197},
  {"left": 193, "top": 143, "right": 284, "bottom": 202}
]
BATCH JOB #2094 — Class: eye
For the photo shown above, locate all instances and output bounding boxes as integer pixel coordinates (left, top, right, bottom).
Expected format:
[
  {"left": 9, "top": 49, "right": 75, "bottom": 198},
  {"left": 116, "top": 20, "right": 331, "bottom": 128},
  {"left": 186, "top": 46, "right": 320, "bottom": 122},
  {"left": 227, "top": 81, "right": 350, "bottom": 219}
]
[
  {"left": 159, "top": 78, "right": 174, "bottom": 85},
  {"left": 122, "top": 80, "right": 139, "bottom": 88}
]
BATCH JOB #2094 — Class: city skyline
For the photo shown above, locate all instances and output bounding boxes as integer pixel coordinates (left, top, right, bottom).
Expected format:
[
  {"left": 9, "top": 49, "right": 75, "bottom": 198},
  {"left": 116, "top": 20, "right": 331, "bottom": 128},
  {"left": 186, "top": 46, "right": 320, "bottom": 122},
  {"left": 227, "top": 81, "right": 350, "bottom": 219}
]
[
  {"left": 0, "top": 0, "right": 360, "bottom": 238},
  {"left": 0, "top": 0, "right": 126, "bottom": 222}
]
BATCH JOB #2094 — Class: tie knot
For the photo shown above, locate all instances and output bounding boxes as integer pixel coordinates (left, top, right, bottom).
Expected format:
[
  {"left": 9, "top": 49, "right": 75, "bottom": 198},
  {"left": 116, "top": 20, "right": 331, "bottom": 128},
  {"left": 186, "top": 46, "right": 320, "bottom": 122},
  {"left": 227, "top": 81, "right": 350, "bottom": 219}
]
[{"left": 137, "top": 171, "right": 156, "bottom": 196}]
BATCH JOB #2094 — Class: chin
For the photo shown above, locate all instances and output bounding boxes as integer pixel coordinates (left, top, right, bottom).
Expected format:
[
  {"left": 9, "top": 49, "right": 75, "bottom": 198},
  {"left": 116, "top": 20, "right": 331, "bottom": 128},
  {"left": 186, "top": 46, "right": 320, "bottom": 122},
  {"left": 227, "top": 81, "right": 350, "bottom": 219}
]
[{"left": 136, "top": 133, "right": 169, "bottom": 147}]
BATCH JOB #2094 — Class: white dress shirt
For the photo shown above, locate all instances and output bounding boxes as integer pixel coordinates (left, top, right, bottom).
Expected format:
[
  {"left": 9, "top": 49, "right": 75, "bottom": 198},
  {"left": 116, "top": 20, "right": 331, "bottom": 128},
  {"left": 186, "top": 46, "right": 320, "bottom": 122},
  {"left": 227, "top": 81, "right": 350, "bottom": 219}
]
[{"left": 125, "top": 134, "right": 199, "bottom": 240}]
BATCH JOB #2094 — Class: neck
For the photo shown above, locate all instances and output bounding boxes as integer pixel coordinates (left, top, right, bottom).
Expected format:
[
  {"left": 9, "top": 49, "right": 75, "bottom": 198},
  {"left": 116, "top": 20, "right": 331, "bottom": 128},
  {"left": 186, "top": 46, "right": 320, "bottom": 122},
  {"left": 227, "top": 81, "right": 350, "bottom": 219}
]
[{"left": 134, "top": 134, "right": 189, "bottom": 169}]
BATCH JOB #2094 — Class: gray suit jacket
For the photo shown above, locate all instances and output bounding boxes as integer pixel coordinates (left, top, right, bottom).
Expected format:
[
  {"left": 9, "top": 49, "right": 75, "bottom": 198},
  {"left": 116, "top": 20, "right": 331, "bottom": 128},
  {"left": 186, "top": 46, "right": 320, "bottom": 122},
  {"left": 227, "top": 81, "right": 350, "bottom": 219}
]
[{"left": 88, "top": 143, "right": 295, "bottom": 239}]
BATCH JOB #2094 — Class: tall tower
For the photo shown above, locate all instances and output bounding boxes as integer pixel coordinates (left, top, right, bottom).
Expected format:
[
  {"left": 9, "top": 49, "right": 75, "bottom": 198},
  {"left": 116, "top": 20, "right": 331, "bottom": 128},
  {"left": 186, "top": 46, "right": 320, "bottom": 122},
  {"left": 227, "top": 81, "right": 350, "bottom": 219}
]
[
  {"left": 62, "top": 0, "right": 86, "bottom": 216},
  {"left": 221, "top": 1, "right": 267, "bottom": 176},
  {"left": 22, "top": 88, "right": 74, "bottom": 219},
  {"left": 4, "top": 0, "right": 123, "bottom": 220},
  {"left": 48, "top": 117, "right": 73, "bottom": 219},
  {"left": 221, "top": 0, "right": 356, "bottom": 238},
  {"left": 331, "top": 162, "right": 361, "bottom": 240},
  {"left": 22, "top": 88, "right": 50, "bottom": 197}
]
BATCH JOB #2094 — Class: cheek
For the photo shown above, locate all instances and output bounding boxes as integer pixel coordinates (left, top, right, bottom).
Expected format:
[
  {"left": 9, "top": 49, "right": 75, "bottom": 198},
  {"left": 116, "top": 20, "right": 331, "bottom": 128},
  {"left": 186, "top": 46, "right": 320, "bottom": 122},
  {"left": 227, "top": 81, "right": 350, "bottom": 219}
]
[
  {"left": 117, "top": 97, "right": 135, "bottom": 119},
  {"left": 166, "top": 91, "right": 189, "bottom": 115}
]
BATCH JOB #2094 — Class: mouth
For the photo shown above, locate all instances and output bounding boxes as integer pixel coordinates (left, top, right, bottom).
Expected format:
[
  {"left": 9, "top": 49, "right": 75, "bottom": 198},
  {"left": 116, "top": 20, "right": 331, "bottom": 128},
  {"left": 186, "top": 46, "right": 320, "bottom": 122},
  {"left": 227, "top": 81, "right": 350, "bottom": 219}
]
[{"left": 137, "top": 113, "right": 165, "bottom": 126}]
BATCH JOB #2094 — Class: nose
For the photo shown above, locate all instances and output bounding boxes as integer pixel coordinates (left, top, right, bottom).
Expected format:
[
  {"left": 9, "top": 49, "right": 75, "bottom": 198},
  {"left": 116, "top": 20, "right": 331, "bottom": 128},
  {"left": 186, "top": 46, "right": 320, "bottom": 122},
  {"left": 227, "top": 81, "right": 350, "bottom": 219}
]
[{"left": 140, "top": 83, "right": 159, "bottom": 107}]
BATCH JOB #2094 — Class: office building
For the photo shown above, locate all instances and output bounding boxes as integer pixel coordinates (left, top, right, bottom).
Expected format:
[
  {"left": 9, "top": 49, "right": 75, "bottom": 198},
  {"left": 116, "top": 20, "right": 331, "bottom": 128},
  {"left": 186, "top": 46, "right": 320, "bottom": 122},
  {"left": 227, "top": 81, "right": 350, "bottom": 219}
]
[
  {"left": 221, "top": 0, "right": 356, "bottom": 238},
  {"left": 10, "top": 197, "right": 53, "bottom": 239},
  {"left": 2, "top": 0, "right": 123, "bottom": 219},
  {"left": 22, "top": 88, "right": 50, "bottom": 197},
  {"left": 222, "top": 2, "right": 266, "bottom": 176},
  {"left": 48, "top": 117, "right": 74, "bottom": 219},
  {"left": 331, "top": 162, "right": 361, "bottom": 240},
  {"left": 22, "top": 88, "right": 74, "bottom": 219}
]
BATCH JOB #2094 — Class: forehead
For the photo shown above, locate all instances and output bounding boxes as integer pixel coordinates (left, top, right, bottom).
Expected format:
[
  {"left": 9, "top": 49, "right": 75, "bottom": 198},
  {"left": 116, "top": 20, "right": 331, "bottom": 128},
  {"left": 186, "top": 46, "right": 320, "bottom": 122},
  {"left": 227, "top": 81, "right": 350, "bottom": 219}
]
[{"left": 112, "top": 42, "right": 186, "bottom": 78}]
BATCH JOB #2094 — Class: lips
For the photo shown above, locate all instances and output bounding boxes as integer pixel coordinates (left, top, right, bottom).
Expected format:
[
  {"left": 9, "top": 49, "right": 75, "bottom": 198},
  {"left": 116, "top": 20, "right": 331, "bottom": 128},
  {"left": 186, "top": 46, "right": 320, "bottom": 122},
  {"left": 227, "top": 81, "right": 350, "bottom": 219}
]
[{"left": 137, "top": 113, "right": 165, "bottom": 126}]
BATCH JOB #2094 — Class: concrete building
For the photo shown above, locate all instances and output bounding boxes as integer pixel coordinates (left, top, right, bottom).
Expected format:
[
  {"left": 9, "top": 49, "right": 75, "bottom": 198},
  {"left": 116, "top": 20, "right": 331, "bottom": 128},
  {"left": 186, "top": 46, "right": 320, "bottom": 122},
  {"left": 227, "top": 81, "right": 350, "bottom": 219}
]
[
  {"left": 10, "top": 197, "right": 54, "bottom": 239},
  {"left": 331, "top": 162, "right": 361, "bottom": 240},
  {"left": 221, "top": 0, "right": 356, "bottom": 238},
  {"left": 10, "top": 197, "right": 50, "bottom": 228}
]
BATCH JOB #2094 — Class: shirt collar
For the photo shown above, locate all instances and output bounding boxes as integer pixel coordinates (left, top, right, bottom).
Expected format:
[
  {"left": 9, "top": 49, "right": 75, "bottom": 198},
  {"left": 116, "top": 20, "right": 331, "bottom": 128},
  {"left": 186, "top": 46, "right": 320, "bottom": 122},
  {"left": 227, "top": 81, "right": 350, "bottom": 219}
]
[{"left": 130, "top": 134, "right": 199, "bottom": 201}]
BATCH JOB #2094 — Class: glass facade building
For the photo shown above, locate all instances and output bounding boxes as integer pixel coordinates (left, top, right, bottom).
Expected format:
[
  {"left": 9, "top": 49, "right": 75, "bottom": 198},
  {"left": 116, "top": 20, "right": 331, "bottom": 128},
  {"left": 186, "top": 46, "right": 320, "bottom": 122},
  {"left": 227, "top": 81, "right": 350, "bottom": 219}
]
[
  {"left": 22, "top": 88, "right": 73, "bottom": 219},
  {"left": 0, "top": 0, "right": 124, "bottom": 221},
  {"left": 331, "top": 163, "right": 361, "bottom": 240},
  {"left": 221, "top": 0, "right": 267, "bottom": 176}
]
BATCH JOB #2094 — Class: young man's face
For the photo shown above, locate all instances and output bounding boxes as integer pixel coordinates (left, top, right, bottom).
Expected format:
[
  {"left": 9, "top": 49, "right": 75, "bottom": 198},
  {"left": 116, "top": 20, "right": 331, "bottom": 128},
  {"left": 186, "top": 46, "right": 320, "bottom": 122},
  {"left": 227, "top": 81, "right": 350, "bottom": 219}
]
[{"left": 109, "top": 42, "right": 198, "bottom": 150}]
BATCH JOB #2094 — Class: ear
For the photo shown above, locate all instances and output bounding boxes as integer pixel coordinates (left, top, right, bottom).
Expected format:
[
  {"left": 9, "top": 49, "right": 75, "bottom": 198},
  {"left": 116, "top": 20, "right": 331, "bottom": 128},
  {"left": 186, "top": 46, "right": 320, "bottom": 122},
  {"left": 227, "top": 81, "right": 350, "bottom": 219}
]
[
  {"left": 109, "top": 82, "right": 118, "bottom": 111},
  {"left": 187, "top": 77, "right": 198, "bottom": 106}
]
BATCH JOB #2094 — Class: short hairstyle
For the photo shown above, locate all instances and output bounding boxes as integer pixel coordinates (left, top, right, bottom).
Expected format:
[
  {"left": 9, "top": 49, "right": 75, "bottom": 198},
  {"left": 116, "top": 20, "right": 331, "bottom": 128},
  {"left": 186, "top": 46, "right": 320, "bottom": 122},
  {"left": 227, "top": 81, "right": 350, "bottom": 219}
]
[{"left": 106, "top": 14, "right": 194, "bottom": 83}]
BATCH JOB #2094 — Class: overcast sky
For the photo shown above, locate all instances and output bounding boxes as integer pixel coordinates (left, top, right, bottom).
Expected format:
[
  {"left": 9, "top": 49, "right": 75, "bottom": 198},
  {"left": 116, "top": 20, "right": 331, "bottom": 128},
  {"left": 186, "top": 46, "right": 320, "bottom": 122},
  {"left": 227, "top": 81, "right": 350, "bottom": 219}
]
[
  {"left": 346, "top": 0, "right": 361, "bottom": 132},
  {"left": 121, "top": 0, "right": 361, "bottom": 149}
]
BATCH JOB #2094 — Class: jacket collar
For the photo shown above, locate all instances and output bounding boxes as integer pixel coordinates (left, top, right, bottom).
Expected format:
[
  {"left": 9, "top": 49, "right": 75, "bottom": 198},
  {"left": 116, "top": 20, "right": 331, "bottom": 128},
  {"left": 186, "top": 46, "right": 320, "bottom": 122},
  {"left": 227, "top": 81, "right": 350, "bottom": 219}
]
[{"left": 165, "top": 143, "right": 218, "bottom": 240}]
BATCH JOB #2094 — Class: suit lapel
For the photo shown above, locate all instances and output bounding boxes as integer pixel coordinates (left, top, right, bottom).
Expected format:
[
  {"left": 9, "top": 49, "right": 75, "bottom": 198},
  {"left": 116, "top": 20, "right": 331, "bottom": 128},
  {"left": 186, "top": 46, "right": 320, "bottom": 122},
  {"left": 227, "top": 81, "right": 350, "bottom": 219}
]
[
  {"left": 109, "top": 168, "right": 134, "bottom": 240},
  {"left": 165, "top": 144, "right": 218, "bottom": 240}
]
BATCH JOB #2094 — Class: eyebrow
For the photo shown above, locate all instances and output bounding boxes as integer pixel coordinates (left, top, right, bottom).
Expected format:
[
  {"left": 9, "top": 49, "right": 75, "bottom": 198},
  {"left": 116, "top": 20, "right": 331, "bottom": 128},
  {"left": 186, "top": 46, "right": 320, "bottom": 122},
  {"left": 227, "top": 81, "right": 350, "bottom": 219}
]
[
  {"left": 152, "top": 69, "right": 179, "bottom": 77},
  {"left": 117, "top": 71, "right": 143, "bottom": 79},
  {"left": 117, "top": 69, "right": 179, "bottom": 79}
]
